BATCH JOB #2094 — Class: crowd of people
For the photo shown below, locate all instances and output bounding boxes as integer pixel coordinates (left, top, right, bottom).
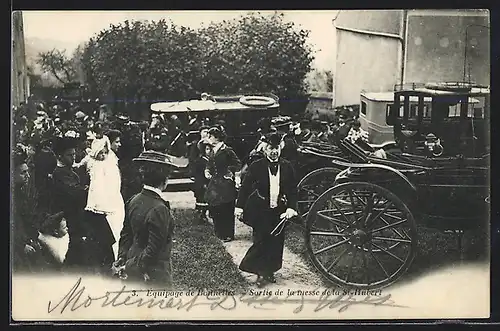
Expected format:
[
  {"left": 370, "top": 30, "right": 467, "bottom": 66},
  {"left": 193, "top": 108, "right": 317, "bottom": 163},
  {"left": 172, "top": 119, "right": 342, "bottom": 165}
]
[
  {"left": 12, "top": 95, "right": 373, "bottom": 289},
  {"left": 12, "top": 99, "right": 146, "bottom": 275}
]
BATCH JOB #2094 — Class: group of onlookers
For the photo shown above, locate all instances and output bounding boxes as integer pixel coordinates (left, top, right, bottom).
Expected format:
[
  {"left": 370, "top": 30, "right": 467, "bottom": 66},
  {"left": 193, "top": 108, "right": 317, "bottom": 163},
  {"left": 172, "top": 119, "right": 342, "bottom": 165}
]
[
  {"left": 13, "top": 96, "right": 372, "bottom": 289},
  {"left": 12, "top": 100, "right": 143, "bottom": 275}
]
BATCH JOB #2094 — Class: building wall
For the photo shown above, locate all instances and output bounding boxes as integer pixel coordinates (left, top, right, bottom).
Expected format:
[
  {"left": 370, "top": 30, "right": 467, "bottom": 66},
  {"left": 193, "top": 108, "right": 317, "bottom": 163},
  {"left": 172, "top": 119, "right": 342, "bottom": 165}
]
[
  {"left": 334, "top": 29, "right": 401, "bottom": 106},
  {"left": 405, "top": 11, "right": 490, "bottom": 85},
  {"left": 333, "top": 9, "right": 490, "bottom": 107},
  {"left": 335, "top": 10, "right": 403, "bottom": 35},
  {"left": 12, "top": 11, "right": 29, "bottom": 108}
]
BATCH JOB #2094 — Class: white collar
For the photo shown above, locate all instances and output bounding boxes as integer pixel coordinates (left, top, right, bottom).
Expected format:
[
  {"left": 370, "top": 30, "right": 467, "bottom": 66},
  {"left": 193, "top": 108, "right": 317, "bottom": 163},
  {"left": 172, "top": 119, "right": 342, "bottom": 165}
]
[
  {"left": 143, "top": 184, "right": 163, "bottom": 197},
  {"left": 213, "top": 142, "right": 224, "bottom": 154}
]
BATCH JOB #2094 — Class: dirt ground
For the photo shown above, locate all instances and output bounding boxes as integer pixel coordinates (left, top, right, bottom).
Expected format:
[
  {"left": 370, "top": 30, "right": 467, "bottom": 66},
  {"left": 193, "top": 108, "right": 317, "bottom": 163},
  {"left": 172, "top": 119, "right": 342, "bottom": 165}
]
[
  {"left": 163, "top": 191, "right": 324, "bottom": 291},
  {"left": 162, "top": 191, "right": 490, "bottom": 313}
]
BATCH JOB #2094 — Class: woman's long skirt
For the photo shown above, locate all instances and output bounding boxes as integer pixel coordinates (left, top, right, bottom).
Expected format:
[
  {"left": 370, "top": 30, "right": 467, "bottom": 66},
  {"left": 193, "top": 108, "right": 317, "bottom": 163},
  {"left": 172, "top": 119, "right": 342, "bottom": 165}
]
[
  {"left": 65, "top": 211, "right": 115, "bottom": 274},
  {"left": 209, "top": 201, "right": 235, "bottom": 240},
  {"left": 239, "top": 209, "right": 286, "bottom": 276}
]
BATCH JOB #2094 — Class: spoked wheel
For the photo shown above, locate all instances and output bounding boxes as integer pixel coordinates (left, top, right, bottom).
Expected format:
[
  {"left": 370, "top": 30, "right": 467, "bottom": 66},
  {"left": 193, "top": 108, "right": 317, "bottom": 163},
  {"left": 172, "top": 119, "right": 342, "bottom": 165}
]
[
  {"left": 305, "top": 182, "right": 417, "bottom": 289},
  {"left": 297, "top": 167, "right": 343, "bottom": 219}
]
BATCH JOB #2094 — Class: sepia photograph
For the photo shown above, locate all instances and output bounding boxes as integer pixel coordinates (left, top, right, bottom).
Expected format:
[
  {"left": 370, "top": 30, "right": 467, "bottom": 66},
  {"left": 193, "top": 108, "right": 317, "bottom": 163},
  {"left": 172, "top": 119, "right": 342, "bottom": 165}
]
[{"left": 10, "top": 9, "right": 490, "bottom": 321}]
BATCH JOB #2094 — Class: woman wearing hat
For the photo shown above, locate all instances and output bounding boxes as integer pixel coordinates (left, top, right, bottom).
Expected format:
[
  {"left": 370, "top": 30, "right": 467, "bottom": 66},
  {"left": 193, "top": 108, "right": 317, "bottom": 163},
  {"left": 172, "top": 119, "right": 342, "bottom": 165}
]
[
  {"left": 32, "top": 135, "right": 57, "bottom": 216},
  {"left": 50, "top": 136, "right": 92, "bottom": 269},
  {"left": 204, "top": 125, "right": 242, "bottom": 242},
  {"left": 13, "top": 148, "right": 41, "bottom": 272},
  {"left": 235, "top": 132, "right": 298, "bottom": 287},
  {"left": 113, "top": 151, "right": 180, "bottom": 286}
]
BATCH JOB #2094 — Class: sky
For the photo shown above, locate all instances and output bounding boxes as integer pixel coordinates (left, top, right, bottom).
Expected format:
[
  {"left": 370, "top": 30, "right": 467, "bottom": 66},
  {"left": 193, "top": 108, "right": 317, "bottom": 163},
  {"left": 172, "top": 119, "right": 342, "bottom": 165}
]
[{"left": 22, "top": 10, "right": 339, "bottom": 71}]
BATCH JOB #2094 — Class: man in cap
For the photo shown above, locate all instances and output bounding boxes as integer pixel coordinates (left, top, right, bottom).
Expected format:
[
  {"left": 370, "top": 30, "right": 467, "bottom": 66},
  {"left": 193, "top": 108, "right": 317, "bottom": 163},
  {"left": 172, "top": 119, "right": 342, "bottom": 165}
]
[
  {"left": 113, "top": 151, "right": 182, "bottom": 286},
  {"left": 235, "top": 132, "right": 298, "bottom": 287}
]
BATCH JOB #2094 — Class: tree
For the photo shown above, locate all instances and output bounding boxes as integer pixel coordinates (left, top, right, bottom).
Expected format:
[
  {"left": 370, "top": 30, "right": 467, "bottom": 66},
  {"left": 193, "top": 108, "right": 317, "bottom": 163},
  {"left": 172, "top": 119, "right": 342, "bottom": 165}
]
[
  {"left": 80, "top": 13, "right": 315, "bottom": 117},
  {"left": 308, "top": 69, "right": 333, "bottom": 92},
  {"left": 198, "top": 12, "right": 315, "bottom": 98},
  {"left": 36, "top": 49, "right": 78, "bottom": 85},
  {"left": 81, "top": 20, "right": 202, "bottom": 107}
]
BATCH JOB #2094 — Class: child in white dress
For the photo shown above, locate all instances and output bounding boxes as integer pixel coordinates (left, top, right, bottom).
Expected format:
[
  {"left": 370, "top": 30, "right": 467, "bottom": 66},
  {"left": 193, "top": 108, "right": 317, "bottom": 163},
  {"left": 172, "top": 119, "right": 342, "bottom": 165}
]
[{"left": 74, "top": 136, "right": 125, "bottom": 259}]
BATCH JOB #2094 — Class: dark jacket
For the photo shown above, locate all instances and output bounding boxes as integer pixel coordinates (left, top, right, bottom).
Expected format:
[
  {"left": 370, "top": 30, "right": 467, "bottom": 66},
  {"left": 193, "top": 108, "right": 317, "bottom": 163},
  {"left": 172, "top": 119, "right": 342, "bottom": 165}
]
[
  {"left": 120, "top": 123, "right": 144, "bottom": 161},
  {"left": 207, "top": 143, "right": 241, "bottom": 179},
  {"left": 236, "top": 158, "right": 298, "bottom": 233},
  {"left": 145, "top": 127, "right": 170, "bottom": 153},
  {"left": 193, "top": 155, "right": 210, "bottom": 202},
  {"left": 205, "top": 143, "right": 242, "bottom": 206},
  {"left": 51, "top": 165, "right": 87, "bottom": 226},
  {"left": 118, "top": 188, "right": 175, "bottom": 285},
  {"left": 13, "top": 184, "right": 40, "bottom": 271}
]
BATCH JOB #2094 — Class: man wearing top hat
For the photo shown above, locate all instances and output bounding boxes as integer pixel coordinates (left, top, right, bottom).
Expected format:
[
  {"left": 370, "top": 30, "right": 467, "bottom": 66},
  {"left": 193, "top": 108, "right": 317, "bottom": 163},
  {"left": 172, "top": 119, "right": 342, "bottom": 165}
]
[
  {"left": 113, "top": 151, "right": 182, "bottom": 286},
  {"left": 235, "top": 132, "right": 299, "bottom": 287}
]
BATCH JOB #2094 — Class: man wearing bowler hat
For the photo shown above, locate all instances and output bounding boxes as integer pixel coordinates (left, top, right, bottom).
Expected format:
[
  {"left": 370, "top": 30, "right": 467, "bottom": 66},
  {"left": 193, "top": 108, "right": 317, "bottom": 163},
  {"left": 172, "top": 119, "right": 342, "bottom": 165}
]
[
  {"left": 113, "top": 151, "right": 182, "bottom": 286},
  {"left": 235, "top": 132, "right": 299, "bottom": 288}
]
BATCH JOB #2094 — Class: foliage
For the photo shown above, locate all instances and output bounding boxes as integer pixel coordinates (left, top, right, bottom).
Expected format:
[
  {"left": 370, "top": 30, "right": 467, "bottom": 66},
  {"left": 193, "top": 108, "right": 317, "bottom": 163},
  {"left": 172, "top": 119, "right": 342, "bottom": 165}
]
[
  {"left": 307, "top": 69, "right": 333, "bottom": 92},
  {"left": 197, "top": 12, "right": 315, "bottom": 98},
  {"left": 79, "top": 12, "right": 315, "bottom": 110},
  {"left": 36, "top": 49, "right": 79, "bottom": 85},
  {"left": 81, "top": 20, "right": 202, "bottom": 104}
]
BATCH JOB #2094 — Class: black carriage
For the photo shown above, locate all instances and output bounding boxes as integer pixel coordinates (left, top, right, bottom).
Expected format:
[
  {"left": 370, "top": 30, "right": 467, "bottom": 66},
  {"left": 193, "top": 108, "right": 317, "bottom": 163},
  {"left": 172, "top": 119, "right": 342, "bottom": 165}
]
[{"left": 298, "top": 82, "right": 489, "bottom": 289}]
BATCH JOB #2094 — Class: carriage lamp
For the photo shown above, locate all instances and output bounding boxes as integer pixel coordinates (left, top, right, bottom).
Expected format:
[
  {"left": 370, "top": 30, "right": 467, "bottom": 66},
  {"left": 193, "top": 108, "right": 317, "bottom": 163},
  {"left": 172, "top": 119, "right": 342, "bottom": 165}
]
[{"left": 424, "top": 133, "right": 444, "bottom": 157}]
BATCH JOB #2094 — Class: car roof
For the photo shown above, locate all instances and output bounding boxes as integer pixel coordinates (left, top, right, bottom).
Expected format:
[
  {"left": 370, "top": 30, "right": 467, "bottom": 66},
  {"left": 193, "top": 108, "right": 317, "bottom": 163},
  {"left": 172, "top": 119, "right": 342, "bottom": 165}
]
[
  {"left": 361, "top": 91, "right": 434, "bottom": 103},
  {"left": 361, "top": 91, "right": 481, "bottom": 103},
  {"left": 150, "top": 98, "right": 279, "bottom": 113}
]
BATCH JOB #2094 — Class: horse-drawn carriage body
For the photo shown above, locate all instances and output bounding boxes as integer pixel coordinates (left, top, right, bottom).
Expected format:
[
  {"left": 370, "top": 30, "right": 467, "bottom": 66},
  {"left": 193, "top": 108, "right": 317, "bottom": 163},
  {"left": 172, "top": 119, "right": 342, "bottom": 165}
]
[{"left": 297, "top": 82, "right": 490, "bottom": 290}]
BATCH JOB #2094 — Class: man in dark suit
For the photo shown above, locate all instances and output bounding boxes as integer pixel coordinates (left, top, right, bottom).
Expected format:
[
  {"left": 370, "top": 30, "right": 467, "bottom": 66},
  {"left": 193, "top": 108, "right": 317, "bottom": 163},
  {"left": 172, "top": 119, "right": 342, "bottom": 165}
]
[
  {"left": 114, "top": 151, "right": 181, "bottom": 286},
  {"left": 235, "top": 132, "right": 298, "bottom": 287}
]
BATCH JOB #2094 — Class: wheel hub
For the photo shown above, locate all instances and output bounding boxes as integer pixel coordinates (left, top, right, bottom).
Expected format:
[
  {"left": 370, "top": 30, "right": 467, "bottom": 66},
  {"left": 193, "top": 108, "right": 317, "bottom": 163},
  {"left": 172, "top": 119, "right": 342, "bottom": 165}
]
[{"left": 350, "top": 229, "right": 370, "bottom": 245}]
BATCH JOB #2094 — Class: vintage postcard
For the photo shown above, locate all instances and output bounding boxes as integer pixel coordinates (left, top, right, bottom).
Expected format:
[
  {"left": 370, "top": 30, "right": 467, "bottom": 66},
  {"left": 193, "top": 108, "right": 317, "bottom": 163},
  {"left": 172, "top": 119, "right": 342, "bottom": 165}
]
[{"left": 11, "top": 9, "right": 490, "bottom": 321}]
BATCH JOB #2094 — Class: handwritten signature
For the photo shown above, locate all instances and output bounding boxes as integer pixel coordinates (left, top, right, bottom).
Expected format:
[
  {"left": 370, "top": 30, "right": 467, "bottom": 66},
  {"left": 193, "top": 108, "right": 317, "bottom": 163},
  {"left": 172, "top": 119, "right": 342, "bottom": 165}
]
[{"left": 47, "top": 277, "right": 408, "bottom": 315}]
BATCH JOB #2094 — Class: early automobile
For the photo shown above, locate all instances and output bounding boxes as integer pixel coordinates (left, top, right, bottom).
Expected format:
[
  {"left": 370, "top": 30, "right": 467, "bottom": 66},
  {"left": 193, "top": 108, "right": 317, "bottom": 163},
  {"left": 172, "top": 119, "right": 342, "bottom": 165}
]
[
  {"left": 148, "top": 93, "right": 280, "bottom": 189},
  {"left": 359, "top": 89, "right": 482, "bottom": 150}
]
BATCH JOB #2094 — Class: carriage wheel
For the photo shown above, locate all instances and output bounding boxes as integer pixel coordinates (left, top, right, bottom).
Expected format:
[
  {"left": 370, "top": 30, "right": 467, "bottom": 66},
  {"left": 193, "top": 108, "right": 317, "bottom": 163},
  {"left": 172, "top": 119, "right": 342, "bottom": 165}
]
[
  {"left": 305, "top": 182, "right": 417, "bottom": 289},
  {"left": 297, "top": 167, "right": 343, "bottom": 220}
]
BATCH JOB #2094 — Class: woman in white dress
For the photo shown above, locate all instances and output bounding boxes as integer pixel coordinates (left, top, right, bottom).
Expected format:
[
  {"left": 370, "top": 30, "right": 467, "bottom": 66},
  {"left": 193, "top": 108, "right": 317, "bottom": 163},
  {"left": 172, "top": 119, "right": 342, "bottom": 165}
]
[{"left": 75, "top": 136, "right": 125, "bottom": 260}]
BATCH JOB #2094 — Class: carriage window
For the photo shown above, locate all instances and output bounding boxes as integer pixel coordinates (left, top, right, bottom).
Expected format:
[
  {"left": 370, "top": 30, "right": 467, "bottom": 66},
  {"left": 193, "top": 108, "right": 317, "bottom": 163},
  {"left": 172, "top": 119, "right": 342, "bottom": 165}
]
[
  {"left": 423, "top": 104, "right": 432, "bottom": 118},
  {"left": 448, "top": 103, "right": 461, "bottom": 117},
  {"left": 410, "top": 104, "right": 418, "bottom": 118},
  {"left": 386, "top": 104, "right": 392, "bottom": 122},
  {"left": 470, "top": 107, "right": 484, "bottom": 118},
  {"left": 361, "top": 101, "right": 367, "bottom": 116}
]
